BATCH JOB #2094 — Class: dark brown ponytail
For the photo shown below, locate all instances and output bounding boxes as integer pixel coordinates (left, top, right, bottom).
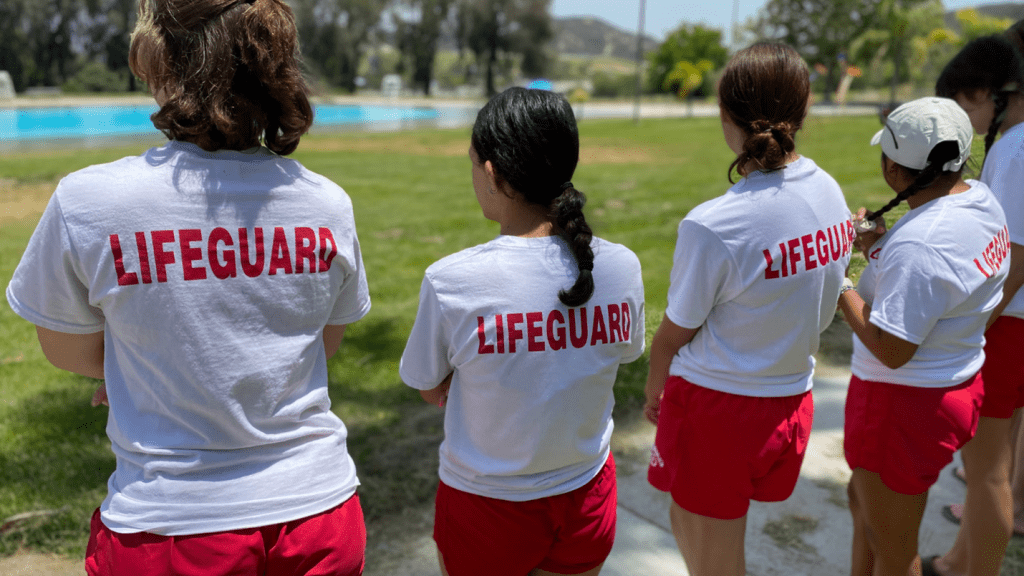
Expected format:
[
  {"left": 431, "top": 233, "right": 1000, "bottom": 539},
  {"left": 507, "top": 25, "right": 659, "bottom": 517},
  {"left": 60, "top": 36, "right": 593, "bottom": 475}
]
[{"left": 718, "top": 43, "right": 809, "bottom": 183}]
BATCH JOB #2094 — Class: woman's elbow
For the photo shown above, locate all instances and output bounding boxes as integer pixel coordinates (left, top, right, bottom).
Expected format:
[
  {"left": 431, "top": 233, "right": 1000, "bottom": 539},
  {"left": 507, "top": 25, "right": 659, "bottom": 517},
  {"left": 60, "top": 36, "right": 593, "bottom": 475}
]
[
  {"left": 877, "top": 344, "right": 917, "bottom": 370},
  {"left": 880, "top": 355, "right": 911, "bottom": 370}
]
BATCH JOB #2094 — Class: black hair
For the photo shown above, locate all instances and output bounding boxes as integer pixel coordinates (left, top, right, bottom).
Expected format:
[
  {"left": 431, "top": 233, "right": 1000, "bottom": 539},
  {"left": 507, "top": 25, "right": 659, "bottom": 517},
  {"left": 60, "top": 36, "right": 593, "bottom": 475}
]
[
  {"left": 1008, "top": 19, "right": 1024, "bottom": 55},
  {"left": 718, "top": 43, "right": 810, "bottom": 183},
  {"left": 866, "top": 141, "right": 963, "bottom": 221},
  {"left": 936, "top": 35, "right": 1024, "bottom": 167},
  {"left": 471, "top": 87, "right": 594, "bottom": 307}
]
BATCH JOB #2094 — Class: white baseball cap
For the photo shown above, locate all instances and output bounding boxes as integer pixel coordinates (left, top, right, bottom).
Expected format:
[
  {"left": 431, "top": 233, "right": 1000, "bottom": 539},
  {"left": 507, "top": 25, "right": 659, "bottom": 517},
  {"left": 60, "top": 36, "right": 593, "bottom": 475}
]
[{"left": 870, "top": 97, "right": 973, "bottom": 172}]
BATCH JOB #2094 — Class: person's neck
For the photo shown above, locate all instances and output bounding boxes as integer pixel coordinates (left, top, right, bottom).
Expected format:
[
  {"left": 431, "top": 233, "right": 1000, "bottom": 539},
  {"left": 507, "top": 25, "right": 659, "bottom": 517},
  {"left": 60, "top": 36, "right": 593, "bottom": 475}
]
[
  {"left": 740, "top": 151, "right": 800, "bottom": 176},
  {"left": 498, "top": 203, "right": 557, "bottom": 238},
  {"left": 999, "top": 94, "right": 1024, "bottom": 134},
  {"left": 906, "top": 175, "right": 970, "bottom": 209}
]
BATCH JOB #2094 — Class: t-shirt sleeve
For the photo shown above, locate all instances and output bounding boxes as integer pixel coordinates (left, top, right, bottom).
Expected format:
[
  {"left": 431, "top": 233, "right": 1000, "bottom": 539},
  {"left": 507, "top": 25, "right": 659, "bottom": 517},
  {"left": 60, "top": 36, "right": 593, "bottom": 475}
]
[
  {"left": 327, "top": 221, "right": 371, "bottom": 326},
  {"left": 622, "top": 256, "right": 646, "bottom": 363},
  {"left": 5, "top": 191, "right": 104, "bottom": 333},
  {"left": 868, "top": 243, "right": 962, "bottom": 345},
  {"left": 664, "top": 219, "right": 734, "bottom": 330},
  {"left": 986, "top": 156, "right": 1024, "bottom": 246},
  {"left": 398, "top": 276, "right": 452, "bottom": 390}
]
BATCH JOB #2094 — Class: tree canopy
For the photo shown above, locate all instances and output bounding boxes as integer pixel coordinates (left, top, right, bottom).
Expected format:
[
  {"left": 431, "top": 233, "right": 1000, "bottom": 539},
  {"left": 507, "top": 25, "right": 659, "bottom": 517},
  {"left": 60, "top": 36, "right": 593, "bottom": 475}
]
[
  {"left": 647, "top": 24, "right": 728, "bottom": 97},
  {"left": 455, "top": 0, "right": 553, "bottom": 96},
  {"left": 393, "top": 0, "right": 455, "bottom": 96},
  {"left": 292, "top": 0, "right": 390, "bottom": 94},
  {"left": 751, "top": 0, "right": 880, "bottom": 100}
]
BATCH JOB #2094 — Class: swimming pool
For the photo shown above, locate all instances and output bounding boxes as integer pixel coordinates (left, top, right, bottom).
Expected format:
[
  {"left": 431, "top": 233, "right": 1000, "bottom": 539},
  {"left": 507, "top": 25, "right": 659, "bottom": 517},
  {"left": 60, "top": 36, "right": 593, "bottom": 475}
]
[{"left": 0, "top": 103, "right": 445, "bottom": 142}]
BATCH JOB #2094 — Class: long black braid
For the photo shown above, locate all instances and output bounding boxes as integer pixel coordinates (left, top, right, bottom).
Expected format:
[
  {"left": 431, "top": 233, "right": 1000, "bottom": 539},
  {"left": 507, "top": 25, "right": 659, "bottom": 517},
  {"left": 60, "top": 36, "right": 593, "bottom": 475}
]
[
  {"left": 866, "top": 141, "right": 961, "bottom": 222},
  {"left": 552, "top": 184, "right": 595, "bottom": 307},
  {"left": 985, "top": 90, "right": 1011, "bottom": 160}
]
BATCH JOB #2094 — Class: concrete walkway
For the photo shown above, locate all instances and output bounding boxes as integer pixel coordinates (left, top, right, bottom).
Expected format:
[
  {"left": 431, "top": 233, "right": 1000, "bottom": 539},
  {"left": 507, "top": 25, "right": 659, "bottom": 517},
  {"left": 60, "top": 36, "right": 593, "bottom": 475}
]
[
  {"left": 371, "top": 364, "right": 965, "bottom": 576},
  {"left": 601, "top": 365, "right": 965, "bottom": 576}
]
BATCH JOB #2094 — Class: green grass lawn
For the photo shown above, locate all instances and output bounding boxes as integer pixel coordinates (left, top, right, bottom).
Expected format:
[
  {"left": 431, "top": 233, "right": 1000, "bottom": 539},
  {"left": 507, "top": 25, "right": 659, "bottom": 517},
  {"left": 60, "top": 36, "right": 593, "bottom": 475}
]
[{"left": 0, "top": 114, "right": 969, "bottom": 560}]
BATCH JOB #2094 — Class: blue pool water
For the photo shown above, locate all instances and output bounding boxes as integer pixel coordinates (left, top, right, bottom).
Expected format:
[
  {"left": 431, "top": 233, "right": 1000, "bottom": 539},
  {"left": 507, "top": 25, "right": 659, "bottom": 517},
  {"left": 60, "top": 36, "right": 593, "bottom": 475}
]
[{"left": 0, "top": 104, "right": 442, "bottom": 141}]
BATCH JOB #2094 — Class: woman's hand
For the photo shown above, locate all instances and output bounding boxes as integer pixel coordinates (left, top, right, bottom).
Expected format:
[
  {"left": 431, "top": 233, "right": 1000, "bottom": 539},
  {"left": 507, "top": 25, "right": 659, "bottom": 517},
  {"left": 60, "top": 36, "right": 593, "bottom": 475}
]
[
  {"left": 91, "top": 384, "right": 108, "bottom": 407},
  {"left": 644, "top": 317, "right": 701, "bottom": 426},
  {"left": 420, "top": 372, "right": 453, "bottom": 407},
  {"left": 853, "top": 207, "right": 887, "bottom": 257},
  {"left": 644, "top": 381, "right": 664, "bottom": 425}
]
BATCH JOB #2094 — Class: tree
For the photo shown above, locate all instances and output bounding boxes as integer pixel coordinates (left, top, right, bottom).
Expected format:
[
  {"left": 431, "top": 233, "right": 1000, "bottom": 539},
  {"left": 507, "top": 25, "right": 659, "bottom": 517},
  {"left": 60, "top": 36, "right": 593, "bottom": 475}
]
[
  {"left": 0, "top": 0, "right": 30, "bottom": 92},
  {"left": 0, "top": 0, "right": 136, "bottom": 93},
  {"left": 849, "top": 5, "right": 1013, "bottom": 99},
  {"left": 393, "top": 0, "right": 454, "bottom": 96},
  {"left": 454, "top": 0, "right": 553, "bottom": 96},
  {"left": 23, "top": 0, "right": 89, "bottom": 88},
  {"left": 954, "top": 8, "right": 1014, "bottom": 43},
  {"left": 83, "top": 0, "right": 138, "bottom": 91},
  {"left": 751, "top": 0, "right": 881, "bottom": 102},
  {"left": 848, "top": 0, "right": 942, "bottom": 102},
  {"left": 647, "top": 24, "right": 728, "bottom": 96},
  {"left": 292, "top": 0, "right": 388, "bottom": 93}
]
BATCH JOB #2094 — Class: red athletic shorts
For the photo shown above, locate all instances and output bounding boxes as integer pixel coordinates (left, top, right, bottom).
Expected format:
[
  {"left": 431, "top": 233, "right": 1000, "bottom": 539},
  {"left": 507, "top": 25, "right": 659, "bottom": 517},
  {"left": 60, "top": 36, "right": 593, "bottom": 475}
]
[
  {"left": 85, "top": 494, "right": 366, "bottom": 576},
  {"left": 647, "top": 376, "right": 813, "bottom": 520},
  {"left": 844, "top": 373, "right": 983, "bottom": 495},
  {"left": 980, "top": 316, "right": 1024, "bottom": 418},
  {"left": 433, "top": 454, "right": 616, "bottom": 576}
]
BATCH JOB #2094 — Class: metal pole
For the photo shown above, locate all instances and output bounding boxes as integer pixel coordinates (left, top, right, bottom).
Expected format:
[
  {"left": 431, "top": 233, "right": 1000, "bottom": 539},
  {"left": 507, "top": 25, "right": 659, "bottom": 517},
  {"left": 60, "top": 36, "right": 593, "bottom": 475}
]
[
  {"left": 633, "top": 0, "right": 646, "bottom": 124},
  {"left": 731, "top": 0, "right": 740, "bottom": 50}
]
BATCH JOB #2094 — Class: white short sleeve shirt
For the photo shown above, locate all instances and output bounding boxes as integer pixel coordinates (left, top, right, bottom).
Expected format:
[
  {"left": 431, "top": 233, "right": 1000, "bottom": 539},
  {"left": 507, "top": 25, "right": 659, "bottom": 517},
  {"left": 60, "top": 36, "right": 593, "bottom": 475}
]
[
  {"left": 667, "top": 157, "right": 853, "bottom": 397},
  {"left": 851, "top": 182, "right": 1008, "bottom": 386},
  {"left": 6, "top": 141, "right": 371, "bottom": 535},
  {"left": 981, "top": 122, "right": 1024, "bottom": 319},
  {"left": 399, "top": 235, "right": 645, "bottom": 501}
]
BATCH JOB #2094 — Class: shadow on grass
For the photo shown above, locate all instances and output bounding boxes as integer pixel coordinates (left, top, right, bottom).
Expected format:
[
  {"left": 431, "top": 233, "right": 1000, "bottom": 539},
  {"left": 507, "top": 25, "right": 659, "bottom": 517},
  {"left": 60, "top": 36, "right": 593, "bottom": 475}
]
[{"left": 0, "top": 382, "right": 112, "bottom": 556}]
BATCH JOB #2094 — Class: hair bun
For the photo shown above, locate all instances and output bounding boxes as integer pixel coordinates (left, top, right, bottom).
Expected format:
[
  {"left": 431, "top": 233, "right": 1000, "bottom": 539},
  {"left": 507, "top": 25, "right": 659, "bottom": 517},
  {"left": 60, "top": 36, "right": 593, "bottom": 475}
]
[{"left": 750, "top": 119, "right": 772, "bottom": 134}]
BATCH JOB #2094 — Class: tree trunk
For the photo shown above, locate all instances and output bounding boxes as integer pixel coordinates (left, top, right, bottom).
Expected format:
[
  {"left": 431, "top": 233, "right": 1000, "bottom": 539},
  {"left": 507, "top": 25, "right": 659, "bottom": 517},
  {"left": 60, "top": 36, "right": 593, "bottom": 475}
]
[
  {"left": 485, "top": 35, "right": 498, "bottom": 97},
  {"left": 889, "top": 40, "right": 901, "bottom": 105}
]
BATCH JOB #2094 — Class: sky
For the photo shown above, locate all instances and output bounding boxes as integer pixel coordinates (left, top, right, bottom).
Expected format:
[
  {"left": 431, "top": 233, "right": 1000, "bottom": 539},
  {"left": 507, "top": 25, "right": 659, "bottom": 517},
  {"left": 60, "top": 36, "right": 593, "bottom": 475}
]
[{"left": 549, "top": 0, "right": 1012, "bottom": 46}]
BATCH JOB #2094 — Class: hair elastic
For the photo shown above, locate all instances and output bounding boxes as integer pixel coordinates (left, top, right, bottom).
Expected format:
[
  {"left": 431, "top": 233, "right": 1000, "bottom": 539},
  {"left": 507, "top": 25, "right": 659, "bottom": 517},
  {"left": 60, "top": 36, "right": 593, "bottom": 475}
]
[{"left": 560, "top": 182, "right": 574, "bottom": 191}]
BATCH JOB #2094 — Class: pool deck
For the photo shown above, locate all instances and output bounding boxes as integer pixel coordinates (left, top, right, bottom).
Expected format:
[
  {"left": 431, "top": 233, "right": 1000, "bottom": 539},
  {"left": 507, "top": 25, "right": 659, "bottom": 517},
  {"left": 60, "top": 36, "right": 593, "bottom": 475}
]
[{"left": 0, "top": 93, "right": 879, "bottom": 119}]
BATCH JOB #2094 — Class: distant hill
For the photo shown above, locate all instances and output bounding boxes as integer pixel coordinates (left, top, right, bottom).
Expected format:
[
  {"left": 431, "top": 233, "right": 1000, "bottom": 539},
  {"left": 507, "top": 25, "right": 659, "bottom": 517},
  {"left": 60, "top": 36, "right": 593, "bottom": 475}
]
[
  {"left": 943, "top": 2, "right": 1023, "bottom": 29},
  {"left": 552, "top": 17, "right": 660, "bottom": 60},
  {"left": 435, "top": 15, "right": 660, "bottom": 61}
]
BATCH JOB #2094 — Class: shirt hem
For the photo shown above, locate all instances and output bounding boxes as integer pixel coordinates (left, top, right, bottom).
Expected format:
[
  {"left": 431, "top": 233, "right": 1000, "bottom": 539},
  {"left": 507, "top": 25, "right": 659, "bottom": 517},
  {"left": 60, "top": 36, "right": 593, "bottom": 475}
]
[
  {"left": 667, "top": 368, "right": 814, "bottom": 398},
  {"left": 437, "top": 447, "right": 610, "bottom": 502},
  {"left": 328, "top": 300, "right": 372, "bottom": 326},
  {"left": 99, "top": 484, "right": 359, "bottom": 536},
  {"left": 5, "top": 287, "right": 104, "bottom": 334}
]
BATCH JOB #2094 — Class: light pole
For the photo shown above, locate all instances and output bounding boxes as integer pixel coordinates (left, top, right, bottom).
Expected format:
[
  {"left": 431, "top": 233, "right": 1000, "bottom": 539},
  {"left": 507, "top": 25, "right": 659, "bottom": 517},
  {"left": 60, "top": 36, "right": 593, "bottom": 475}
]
[
  {"left": 633, "top": 0, "right": 646, "bottom": 124},
  {"left": 731, "top": 0, "right": 740, "bottom": 50}
]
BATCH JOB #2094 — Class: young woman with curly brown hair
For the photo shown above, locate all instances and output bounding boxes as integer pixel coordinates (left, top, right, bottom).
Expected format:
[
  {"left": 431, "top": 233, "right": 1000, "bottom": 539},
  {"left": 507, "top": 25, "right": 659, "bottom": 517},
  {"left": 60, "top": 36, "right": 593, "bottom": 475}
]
[{"left": 6, "top": 1, "right": 371, "bottom": 574}]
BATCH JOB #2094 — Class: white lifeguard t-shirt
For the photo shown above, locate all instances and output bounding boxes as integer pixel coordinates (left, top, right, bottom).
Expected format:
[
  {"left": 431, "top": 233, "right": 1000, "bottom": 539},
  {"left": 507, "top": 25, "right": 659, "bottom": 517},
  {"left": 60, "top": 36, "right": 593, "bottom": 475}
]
[
  {"left": 399, "top": 235, "right": 645, "bottom": 501},
  {"left": 667, "top": 156, "right": 853, "bottom": 397},
  {"left": 6, "top": 141, "right": 371, "bottom": 535},
  {"left": 981, "top": 121, "right": 1024, "bottom": 319},
  {"left": 851, "top": 182, "right": 1008, "bottom": 387}
]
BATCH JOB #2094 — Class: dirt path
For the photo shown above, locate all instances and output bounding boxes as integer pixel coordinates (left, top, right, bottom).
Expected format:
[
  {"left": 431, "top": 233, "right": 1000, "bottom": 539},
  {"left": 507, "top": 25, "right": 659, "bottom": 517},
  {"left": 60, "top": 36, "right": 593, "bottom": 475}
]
[{"left": 0, "top": 552, "right": 82, "bottom": 576}]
